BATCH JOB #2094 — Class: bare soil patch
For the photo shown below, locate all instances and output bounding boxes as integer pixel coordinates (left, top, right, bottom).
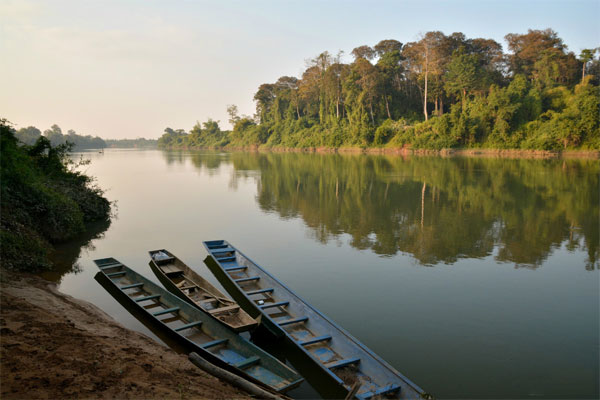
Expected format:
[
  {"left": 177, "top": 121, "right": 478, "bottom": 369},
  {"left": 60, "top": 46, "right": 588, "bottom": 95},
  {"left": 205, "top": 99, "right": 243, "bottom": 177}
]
[{"left": 0, "top": 270, "right": 251, "bottom": 399}]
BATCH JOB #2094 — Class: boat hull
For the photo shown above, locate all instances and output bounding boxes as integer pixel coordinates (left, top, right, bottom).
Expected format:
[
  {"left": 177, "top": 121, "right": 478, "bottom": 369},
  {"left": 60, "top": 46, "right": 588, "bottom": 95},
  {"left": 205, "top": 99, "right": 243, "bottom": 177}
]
[
  {"left": 148, "top": 249, "right": 257, "bottom": 332},
  {"left": 202, "top": 240, "right": 430, "bottom": 400},
  {"left": 93, "top": 257, "right": 302, "bottom": 393}
]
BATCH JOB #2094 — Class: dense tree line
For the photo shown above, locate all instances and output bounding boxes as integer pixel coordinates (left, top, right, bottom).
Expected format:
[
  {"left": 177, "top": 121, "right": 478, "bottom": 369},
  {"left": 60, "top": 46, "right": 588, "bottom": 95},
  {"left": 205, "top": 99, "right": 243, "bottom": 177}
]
[
  {"left": 157, "top": 120, "right": 227, "bottom": 148},
  {"left": 1, "top": 120, "right": 111, "bottom": 271},
  {"left": 15, "top": 124, "right": 106, "bottom": 150},
  {"left": 105, "top": 138, "right": 157, "bottom": 148},
  {"left": 159, "top": 29, "right": 599, "bottom": 151}
]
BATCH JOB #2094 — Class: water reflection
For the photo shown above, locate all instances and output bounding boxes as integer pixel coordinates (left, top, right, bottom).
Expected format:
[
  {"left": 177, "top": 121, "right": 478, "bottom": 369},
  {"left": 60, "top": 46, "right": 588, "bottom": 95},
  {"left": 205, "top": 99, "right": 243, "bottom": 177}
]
[
  {"left": 42, "top": 219, "right": 111, "bottom": 282},
  {"left": 164, "top": 151, "right": 599, "bottom": 270}
]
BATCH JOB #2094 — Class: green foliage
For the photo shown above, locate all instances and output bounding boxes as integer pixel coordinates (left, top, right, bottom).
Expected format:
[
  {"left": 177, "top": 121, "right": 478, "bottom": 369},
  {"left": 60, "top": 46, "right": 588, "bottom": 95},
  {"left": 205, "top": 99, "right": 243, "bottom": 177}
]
[
  {"left": 157, "top": 120, "right": 230, "bottom": 149},
  {"left": 522, "top": 82, "right": 600, "bottom": 149},
  {"left": 161, "top": 29, "right": 598, "bottom": 152},
  {"left": 0, "top": 120, "right": 111, "bottom": 271},
  {"left": 444, "top": 50, "right": 481, "bottom": 102}
]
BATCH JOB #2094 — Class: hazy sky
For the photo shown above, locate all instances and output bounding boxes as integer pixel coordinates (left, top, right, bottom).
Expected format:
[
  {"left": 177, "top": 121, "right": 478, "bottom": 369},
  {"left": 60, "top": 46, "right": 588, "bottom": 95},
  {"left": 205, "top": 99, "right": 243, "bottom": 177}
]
[{"left": 1, "top": 0, "right": 599, "bottom": 139}]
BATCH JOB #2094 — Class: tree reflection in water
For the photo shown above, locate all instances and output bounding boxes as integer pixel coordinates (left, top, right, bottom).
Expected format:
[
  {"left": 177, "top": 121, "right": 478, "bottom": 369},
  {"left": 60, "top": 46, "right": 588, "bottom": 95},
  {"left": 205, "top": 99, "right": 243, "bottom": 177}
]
[
  {"left": 165, "top": 151, "right": 599, "bottom": 270},
  {"left": 41, "top": 219, "right": 112, "bottom": 283}
]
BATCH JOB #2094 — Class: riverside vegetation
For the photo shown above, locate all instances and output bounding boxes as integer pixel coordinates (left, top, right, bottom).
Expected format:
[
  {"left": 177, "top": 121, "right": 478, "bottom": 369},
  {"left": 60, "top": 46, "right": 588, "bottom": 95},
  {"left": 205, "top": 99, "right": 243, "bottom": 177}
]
[
  {"left": 0, "top": 119, "right": 111, "bottom": 271},
  {"left": 158, "top": 29, "right": 599, "bottom": 152}
]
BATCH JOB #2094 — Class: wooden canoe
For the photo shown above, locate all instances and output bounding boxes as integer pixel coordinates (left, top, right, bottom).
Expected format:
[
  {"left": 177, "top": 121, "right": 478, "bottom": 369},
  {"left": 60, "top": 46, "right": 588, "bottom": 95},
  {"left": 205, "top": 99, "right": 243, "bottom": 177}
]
[
  {"left": 202, "top": 240, "right": 430, "bottom": 400},
  {"left": 148, "top": 249, "right": 257, "bottom": 332},
  {"left": 93, "top": 257, "right": 303, "bottom": 393}
]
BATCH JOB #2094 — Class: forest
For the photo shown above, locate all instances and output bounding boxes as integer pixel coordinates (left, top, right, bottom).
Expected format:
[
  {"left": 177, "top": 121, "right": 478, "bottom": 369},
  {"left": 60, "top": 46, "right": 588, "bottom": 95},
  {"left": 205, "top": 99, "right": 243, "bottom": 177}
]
[{"left": 158, "top": 29, "right": 599, "bottom": 151}]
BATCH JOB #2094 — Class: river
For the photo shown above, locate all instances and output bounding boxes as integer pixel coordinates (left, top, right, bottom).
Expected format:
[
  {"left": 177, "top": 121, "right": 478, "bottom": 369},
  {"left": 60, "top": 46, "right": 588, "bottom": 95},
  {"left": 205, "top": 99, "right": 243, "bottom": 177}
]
[{"left": 46, "top": 149, "right": 599, "bottom": 399}]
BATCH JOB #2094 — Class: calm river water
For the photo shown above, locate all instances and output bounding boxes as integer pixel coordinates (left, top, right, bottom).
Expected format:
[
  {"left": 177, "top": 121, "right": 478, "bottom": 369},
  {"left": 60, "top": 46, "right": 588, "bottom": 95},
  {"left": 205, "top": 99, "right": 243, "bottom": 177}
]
[{"left": 47, "top": 149, "right": 599, "bottom": 399}]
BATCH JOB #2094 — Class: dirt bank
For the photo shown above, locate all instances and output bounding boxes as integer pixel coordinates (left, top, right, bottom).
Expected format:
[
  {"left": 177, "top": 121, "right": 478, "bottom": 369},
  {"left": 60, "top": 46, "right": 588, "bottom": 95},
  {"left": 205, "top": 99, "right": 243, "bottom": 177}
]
[
  {"left": 0, "top": 270, "right": 251, "bottom": 399},
  {"left": 161, "top": 145, "right": 600, "bottom": 159}
]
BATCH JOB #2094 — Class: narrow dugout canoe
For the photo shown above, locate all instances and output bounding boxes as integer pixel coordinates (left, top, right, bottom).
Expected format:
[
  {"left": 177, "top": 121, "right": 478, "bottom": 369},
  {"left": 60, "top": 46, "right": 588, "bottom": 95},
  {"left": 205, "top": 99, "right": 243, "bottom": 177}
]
[
  {"left": 148, "top": 249, "right": 257, "bottom": 332},
  {"left": 93, "top": 257, "right": 303, "bottom": 393},
  {"left": 202, "top": 240, "right": 430, "bottom": 400}
]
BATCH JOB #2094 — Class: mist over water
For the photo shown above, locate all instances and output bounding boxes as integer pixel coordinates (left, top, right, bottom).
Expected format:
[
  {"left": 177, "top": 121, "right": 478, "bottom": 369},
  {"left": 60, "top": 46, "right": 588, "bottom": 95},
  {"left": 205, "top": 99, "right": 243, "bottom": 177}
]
[{"left": 53, "top": 149, "right": 599, "bottom": 398}]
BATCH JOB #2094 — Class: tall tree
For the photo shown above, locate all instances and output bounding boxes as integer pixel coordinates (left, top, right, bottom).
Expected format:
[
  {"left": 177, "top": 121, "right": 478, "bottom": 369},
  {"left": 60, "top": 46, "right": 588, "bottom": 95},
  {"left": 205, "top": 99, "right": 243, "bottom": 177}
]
[
  {"left": 445, "top": 50, "right": 480, "bottom": 108},
  {"left": 504, "top": 28, "right": 578, "bottom": 86},
  {"left": 579, "top": 49, "right": 596, "bottom": 81},
  {"left": 375, "top": 40, "right": 404, "bottom": 119},
  {"left": 227, "top": 104, "right": 241, "bottom": 126},
  {"left": 403, "top": 31, "right": 447, "bottom": 120},
  {"left": 324, "top": 61, "right": 349, "bottom": 120},
  {"left": 276, "top": 76, "right": 301, "bottom": 119},
  {"left": 254, "top": 83, "right": 276, "bottom": 123},
  {"left": 351, "top": 45, "right": 376, "bottom": 61}
]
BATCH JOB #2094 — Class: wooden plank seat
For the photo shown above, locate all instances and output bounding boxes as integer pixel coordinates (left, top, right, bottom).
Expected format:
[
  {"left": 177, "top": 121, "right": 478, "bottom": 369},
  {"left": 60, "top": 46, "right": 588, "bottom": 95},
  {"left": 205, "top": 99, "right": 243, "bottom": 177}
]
[
  {"left": 201, "top": 338, "right": 228, "bottom": 349},
  {"left": 326, "top": 357, "right": 361, "bottom": 370},
  {"left": 106, "top": 271, "right": 126, "bottom": 278},
  {"left": 234, "top": 356, "right": 260, "bottom": 369},
  {"left": 277, "top": 316, "right": 308, "bottom": 326},
  {"left": 224, "top": 265, "right": 248, "bottom": 272},
  {"left": 246, "top": 288, "right": 274, "bottom": 296},
  {"left": 120, "top": 282, "right": 144, "bottom": 290},
  {"left": 234, "top": 276, "right": 260, "bottom": 283},
  {"left": 217, "top": 256, "right": 236, "bottom": 262},
  {"left": 135, "top": 294, "right": 161, "bottom": 302},
  {"left": 211, "top": 247, "right": 236, "bottom": 254},
  {"left": 260, "top": 301, "right": 289, "bottom": 309},
  {"left": 160, "top": 265, "right": 183, "bottom": 275},
  {"left": 154, "top": 256, "right": 176, "bottom": 264},
  {"left": 358, "top": 384, "right": 401, "bottom": 399},
  {"left": 174, "top": 320, "right": 203, "bottom": 332},
  {"left": 153, "top": 307, "right": 180, "bottom": 316},
  {"left": 208, "top": 304, "right": 240, "bottom": 314},
  {"left": 99, "top": 263, "right": 123, "bottom": 270},
  {"left": 300, "top": 335, "right": 332, "bottom": 346}
]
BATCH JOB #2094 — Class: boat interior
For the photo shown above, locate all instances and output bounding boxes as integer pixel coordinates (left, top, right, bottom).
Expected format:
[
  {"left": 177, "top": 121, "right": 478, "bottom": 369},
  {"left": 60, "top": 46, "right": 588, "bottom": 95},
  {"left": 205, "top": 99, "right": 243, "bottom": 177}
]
[
  {"left": 94, "top": 257, "right": 301, "bottom": 392},
  {"left": 204, "top": 241, "right": 409, "bottom": 399}
]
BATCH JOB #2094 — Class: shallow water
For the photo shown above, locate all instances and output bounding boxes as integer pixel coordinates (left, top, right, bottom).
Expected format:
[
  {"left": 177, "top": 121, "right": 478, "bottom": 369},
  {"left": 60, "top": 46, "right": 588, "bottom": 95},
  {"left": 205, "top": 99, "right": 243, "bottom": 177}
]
[{"left": 48, "top": 149, "right": 599, "bottom": 399}]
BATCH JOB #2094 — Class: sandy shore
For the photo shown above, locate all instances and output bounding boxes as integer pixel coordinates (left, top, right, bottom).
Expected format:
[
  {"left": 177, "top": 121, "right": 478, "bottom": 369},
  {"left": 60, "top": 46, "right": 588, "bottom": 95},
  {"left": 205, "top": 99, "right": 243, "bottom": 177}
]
[{"left": 0, "top": 270, "right": 251, "bottom": 399}]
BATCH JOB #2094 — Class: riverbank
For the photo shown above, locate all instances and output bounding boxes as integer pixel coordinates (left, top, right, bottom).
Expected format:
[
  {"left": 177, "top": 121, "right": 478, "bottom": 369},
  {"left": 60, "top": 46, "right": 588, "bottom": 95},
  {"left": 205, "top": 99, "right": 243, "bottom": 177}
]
[
  {"left": 160, "top": 145, "right": 600, "bottom": 159},
  {"left": 0, "top": 269, "right": 250, "bottom": 399}
]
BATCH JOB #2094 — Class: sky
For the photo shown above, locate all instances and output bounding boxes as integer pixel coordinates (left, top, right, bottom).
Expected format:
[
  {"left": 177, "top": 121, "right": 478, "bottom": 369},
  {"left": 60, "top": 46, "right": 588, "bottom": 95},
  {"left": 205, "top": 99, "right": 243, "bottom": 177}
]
[{"left": 1, "top": 0, "right": 599, "bottom": 139}]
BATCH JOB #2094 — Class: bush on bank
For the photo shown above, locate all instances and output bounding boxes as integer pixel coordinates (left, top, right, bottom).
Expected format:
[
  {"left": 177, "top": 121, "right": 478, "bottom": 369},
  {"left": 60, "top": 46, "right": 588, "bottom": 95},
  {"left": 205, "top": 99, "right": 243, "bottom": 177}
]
[{"left": 0, "top": 119, "right": 111, "bottom": 271}]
